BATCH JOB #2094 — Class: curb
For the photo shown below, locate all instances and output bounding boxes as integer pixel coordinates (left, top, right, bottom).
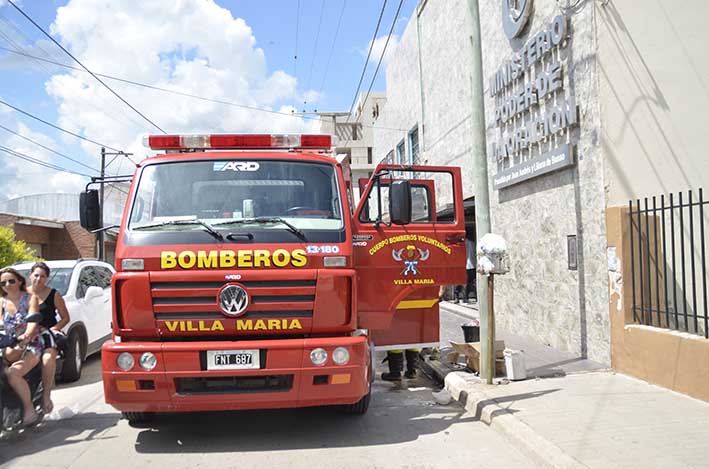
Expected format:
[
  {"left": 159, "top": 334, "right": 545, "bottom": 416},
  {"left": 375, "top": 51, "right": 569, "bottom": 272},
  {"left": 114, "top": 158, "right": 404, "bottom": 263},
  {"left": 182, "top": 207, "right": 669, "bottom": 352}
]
[{"left": 444, "top": 372, "right": 585, "bottom": 469}]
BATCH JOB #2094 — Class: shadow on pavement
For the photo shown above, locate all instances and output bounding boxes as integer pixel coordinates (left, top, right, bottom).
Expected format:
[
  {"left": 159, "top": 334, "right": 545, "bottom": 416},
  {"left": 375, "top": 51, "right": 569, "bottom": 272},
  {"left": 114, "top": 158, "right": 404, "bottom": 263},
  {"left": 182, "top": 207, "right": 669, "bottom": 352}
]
[
  {"left": 460, "top": 388, "right": 561, "bottom": 422},
  {"left": 132, "top": 383, "right": 477, "bottom": 454},
  {"left": 0, "top": 412, "right": 121, "bottom": 465},
  {"left": 526, "top": 358, "right": 591, "bottom": 378}
]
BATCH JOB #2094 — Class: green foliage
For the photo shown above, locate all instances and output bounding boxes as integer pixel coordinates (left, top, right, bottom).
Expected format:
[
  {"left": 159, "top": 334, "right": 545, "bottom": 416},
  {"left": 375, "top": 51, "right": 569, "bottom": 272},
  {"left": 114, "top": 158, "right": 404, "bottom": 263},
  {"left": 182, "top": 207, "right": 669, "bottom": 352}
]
[{"left": 0, "top": 226, "right": 38, "bottom": 267}]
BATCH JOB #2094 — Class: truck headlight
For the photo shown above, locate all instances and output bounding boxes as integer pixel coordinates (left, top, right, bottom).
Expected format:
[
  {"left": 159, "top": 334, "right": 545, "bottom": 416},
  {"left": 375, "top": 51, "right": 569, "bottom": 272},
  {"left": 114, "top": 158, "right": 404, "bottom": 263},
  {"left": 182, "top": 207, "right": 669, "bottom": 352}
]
[
  {"left": 139, "top": 352, "right": 157, "bottom": 371},
  {"left": 117, "top": 352, "right": 134, "bottom": 371},
  {"left": 332, "top": 347, "right": 350, "bottom": 365},
  {"left": 310, "top": 348, "right": 328, "bottom": 366}
]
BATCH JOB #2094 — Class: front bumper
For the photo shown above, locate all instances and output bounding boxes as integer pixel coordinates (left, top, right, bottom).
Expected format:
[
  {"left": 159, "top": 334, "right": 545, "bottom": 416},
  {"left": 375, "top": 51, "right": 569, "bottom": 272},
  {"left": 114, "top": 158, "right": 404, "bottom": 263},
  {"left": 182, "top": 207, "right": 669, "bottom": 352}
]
[{"left": 101, "top": 336, "right": 370, "bottom": 413}]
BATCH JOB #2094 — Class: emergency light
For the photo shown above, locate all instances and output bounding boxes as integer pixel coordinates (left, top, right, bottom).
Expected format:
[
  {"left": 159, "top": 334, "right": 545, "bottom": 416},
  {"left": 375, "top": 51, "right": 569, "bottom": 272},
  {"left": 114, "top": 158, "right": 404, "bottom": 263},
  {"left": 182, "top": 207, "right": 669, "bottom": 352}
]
[{"left": 143, "top": 133, "right": 332, "bottom": 151}]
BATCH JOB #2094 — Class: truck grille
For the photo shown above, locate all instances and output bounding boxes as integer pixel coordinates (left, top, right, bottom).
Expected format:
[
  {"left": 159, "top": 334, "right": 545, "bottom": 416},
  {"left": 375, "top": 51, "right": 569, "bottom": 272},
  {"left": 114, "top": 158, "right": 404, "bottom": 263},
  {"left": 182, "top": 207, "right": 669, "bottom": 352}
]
[
  {"left": 175, "top": 375, "right": 294, "bottom": 394},
  {"left": 151, "top": 279, "right": 316, "bottom": 319}
]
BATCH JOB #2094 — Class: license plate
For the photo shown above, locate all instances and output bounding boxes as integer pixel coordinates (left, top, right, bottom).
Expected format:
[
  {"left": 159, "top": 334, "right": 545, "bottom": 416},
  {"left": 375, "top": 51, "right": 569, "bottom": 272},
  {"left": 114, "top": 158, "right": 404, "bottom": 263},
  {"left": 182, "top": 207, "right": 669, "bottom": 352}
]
[{"left": 206, "top": 350, "right": 260, "bottom": 370}]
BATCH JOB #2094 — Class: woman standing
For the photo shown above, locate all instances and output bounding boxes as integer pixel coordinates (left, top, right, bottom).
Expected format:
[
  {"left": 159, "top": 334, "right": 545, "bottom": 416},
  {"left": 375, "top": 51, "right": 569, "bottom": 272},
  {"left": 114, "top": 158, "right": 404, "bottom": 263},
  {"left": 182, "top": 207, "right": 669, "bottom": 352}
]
[
  {"left": 28, "top": 262, "right": 70, "bottom": 414},
  {"left": 1, "top": 267, "right": 42, "bottom": 425}
]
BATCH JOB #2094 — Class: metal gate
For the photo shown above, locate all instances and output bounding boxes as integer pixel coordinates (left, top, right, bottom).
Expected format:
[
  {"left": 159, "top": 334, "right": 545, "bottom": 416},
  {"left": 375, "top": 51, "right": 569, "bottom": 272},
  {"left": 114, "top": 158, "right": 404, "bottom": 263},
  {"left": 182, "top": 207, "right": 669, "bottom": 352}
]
[{"left": 628, "top": 189, "right": 708, "bottom": 338}]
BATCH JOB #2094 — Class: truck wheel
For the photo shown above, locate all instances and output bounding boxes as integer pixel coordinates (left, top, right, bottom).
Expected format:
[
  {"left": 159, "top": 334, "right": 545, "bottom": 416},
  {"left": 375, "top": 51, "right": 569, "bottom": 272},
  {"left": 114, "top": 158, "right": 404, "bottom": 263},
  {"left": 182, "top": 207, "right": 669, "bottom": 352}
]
[
  {"left": 60, "top": 330, "right": 84, "bottom": 382},
  {"left": 122, "top": 412, "right": 155, "bottom": 425},
  {"left": 341, "top": 390, "right": 371, "bottom": 415}
]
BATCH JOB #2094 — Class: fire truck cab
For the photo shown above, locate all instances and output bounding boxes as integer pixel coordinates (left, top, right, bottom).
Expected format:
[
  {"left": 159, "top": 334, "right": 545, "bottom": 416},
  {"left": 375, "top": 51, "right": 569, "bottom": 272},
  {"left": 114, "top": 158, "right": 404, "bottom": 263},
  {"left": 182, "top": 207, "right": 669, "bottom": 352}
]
[{"left": 80, "top": 133, "right": 466, "bottom": 422}]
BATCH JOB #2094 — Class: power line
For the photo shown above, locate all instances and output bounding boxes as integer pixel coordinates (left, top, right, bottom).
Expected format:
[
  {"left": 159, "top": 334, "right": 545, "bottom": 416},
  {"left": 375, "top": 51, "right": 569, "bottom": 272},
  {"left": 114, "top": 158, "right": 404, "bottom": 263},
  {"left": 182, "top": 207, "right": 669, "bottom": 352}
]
[
  {"left": 342, "top": 0, "right": 404, "bottom": 149},
  {"left": 0, "top": 45, "right": 288, "bottom": 115},
  {"left": 346, "top": 0, "right": 387, "bottom": 120},
  {"left": 359, "top": 0, "right": 404, "bottom": 124},
  {"left": 316, "top": 0, "right": 347, "bottom": 108},
  {"left": 0, "top": 123, "right": 99, "bottom": 173},
  {"left": 0, "top": 98, "right": 122, "bottom": 152},
  {"left": 0, "top": 16, "right": 152, "bottom": 132},
  {"left": 7, "top": 0, "right": 167, "bottom": 135},
  {"left": 0, "top": 45, "right": 411, "bottom": 133},
  {"left": 0, "top": 144, "right": 93, "bottom": 178},
  {"left": 304, "top": 0, "right": 327, "bottom": 101}
]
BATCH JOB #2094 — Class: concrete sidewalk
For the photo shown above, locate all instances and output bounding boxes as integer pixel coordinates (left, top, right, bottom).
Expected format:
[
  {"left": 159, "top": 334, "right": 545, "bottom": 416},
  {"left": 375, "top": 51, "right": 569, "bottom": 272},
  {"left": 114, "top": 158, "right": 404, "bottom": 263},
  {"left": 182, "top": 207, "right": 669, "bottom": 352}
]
[{"left": 430, "top": 302, "right": 709, "bottom": 468}]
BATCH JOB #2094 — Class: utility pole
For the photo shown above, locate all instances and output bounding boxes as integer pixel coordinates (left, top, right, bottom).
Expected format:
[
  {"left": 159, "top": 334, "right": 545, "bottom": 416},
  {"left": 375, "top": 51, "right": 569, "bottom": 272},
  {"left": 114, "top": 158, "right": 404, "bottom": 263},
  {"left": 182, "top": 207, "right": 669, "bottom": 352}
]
[
  {"left": 466, "top": 0, "right": 495, "bottom": 384},
  {"left": 98, "top": 147, "right": 106, "bottom": 261}
]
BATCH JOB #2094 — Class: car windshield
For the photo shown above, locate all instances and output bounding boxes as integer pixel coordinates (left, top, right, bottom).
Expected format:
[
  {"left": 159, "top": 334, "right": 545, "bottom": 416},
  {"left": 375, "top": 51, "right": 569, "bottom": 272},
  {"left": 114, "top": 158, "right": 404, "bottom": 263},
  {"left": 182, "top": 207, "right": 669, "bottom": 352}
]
[
  {"left": 16, "top": 267, "right": 73, "bottom": 296},
  {"left": 128, "top": 159, "right": 343, "bottom": 237}
]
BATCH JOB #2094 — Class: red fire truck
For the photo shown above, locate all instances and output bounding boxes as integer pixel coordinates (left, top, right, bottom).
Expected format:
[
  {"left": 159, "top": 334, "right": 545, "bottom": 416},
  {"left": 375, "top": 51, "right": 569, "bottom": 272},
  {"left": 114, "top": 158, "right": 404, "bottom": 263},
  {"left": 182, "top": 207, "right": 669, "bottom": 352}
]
[{"left": 80, "top": 133, "right": 466, "bottom": 422}]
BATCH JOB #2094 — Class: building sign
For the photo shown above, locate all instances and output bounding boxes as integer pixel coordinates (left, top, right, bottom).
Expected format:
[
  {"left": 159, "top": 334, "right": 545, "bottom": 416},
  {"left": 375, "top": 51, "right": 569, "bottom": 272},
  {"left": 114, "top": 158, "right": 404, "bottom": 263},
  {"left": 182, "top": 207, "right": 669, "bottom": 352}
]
[
  {"left": 493, "top": 144, "right": 573, "bottom": 189},
  {"left": 489, "top": 14, "right": 579, "bottom": 190}
]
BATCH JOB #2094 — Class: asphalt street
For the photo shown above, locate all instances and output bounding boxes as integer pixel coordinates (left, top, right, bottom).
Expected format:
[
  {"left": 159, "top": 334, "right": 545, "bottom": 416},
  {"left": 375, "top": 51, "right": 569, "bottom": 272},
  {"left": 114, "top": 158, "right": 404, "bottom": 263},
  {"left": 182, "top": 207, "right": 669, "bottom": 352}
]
[{"left": 0, "top": 309, "right": 533, "bottom": 469}]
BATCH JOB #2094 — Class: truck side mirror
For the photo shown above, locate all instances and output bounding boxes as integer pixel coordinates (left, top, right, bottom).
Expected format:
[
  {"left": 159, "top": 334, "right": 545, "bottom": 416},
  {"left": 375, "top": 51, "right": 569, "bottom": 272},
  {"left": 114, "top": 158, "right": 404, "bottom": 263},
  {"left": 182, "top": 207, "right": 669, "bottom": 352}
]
[
  {"left": 80, "top": 189, "right": 101, "bottom": 231},
  {"left": 389, "top": 180, "right": 412, "bottom": 225}
]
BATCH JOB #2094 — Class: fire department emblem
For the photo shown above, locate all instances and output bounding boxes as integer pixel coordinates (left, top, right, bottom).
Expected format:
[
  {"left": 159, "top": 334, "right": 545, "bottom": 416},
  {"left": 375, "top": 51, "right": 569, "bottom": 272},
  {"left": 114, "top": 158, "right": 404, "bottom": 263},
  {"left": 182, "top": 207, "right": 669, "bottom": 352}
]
[
  {"left": 392, "top": 245, "right": 430, "bottom": 277},
  {"left": 218, "top": 284, "right": 249, "bottom": 317},
  {"left": 502, "top": 0, "right": 533, "bottom": 39}
]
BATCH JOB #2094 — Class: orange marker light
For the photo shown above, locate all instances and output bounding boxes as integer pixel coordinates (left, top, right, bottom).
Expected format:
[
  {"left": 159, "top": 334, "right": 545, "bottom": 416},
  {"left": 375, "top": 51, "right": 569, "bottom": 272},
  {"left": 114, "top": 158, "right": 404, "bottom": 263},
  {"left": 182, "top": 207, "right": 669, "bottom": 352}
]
[
  {"left": 116, "top": 380, "right": 137, "bottom": 392},
  {"left": 331, "top": 374, "right": 351, "bottom": 385}
]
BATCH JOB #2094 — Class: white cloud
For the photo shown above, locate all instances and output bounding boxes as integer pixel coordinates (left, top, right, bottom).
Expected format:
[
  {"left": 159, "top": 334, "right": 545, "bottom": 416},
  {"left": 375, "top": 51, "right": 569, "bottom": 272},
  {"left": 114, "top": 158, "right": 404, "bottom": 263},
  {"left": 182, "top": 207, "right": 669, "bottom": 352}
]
[
  {"left": 44, "top": 0, "right": 318, "bottom": 160},
  {"left": 1, "top": 0, "right": 322, "bottom": 203},
  {"left": 366, "top": 34, "right": 400, "bottom": 67}
]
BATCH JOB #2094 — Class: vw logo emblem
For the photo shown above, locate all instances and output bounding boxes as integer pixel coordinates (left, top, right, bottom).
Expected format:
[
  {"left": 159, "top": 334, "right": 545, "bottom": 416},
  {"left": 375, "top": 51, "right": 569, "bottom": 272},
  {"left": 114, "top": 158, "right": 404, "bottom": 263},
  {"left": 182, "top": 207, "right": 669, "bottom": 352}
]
[
  {"left": 218, "top": 284, "right": 249, "bottom": 317},
  {"left": 502, "top": 0, "right": 533, "bottom": 39}
]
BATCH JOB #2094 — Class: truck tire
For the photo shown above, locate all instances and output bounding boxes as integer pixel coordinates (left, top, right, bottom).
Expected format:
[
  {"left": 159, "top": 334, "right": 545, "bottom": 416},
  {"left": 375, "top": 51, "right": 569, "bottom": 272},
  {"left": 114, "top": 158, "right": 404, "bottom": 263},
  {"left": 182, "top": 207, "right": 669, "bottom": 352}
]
[
  {"left": 60, "top": 330, "right": 84, "bottom": 382},
  {"left": 341, "top": 390, "right": 371, "bottom": 415},
  {"left": 122, "top": 412, "right": 155, "bottom": 425}
]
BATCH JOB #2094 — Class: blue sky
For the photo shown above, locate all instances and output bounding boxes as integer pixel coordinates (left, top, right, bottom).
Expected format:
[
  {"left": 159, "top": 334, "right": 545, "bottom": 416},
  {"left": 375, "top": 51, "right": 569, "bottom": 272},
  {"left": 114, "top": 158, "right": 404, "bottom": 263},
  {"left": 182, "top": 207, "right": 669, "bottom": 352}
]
[{"left": 0, "top": 0, "right": 414, "bottom": 200}]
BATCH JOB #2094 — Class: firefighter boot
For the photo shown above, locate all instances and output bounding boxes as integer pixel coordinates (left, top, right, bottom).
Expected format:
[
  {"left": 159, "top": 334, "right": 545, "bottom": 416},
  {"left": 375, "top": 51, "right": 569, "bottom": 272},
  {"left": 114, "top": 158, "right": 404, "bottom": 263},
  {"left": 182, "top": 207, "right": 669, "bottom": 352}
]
[
  {"left": 381, "top": 351, "right": 404, "bottom": 381},
  {"left": 404, "top": 349, "right": 419, "bottom": 379}
]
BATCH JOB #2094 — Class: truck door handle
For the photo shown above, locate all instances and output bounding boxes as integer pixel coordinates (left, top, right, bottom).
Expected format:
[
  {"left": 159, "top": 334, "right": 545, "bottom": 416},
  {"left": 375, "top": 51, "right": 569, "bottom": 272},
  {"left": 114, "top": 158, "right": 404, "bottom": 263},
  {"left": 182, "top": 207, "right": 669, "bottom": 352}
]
[{"left": 446, "top": 237, "right": 465, "bottom": 243}]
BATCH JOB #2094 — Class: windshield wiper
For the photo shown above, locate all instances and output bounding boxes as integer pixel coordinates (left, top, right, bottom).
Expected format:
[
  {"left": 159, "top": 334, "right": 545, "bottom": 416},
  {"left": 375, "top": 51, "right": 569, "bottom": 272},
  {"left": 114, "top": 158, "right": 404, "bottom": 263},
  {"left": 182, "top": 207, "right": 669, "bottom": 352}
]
[
  {"left": 133, "top": 219, "right": 224, "bottom": 241},
  {"left": 214, "top": 217, "right": 307, "bottom": 242}
]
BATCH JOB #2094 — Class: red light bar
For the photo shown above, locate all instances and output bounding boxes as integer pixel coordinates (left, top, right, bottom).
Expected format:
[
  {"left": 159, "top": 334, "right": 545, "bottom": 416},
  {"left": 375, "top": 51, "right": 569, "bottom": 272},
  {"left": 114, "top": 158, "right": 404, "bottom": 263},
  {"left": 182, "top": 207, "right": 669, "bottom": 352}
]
[
  {"left": 147, "top": 135, "right": 181, "bottom": 149},
  {"left": 210, "top": 134, "right": 272, "bottom": 148},
  {"left": 143, "top": 134, "right": 332, "bottom": 150},
  {"left": 301, "top": 134, "right": 332, "bottom": 148}
]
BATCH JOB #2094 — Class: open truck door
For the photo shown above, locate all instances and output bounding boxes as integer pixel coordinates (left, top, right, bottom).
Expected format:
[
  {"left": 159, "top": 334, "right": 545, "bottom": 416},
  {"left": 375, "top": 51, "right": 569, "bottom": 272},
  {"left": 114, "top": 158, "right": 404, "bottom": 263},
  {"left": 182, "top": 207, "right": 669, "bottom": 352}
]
[{"left": 353, "top": 165, "right": 467, "bottom": 350}]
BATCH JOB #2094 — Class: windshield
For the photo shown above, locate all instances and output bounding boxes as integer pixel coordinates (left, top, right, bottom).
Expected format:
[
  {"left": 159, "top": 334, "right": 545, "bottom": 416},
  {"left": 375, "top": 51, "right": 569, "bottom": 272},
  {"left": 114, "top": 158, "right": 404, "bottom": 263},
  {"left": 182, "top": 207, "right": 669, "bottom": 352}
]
[
  {"left": 128, "top": 160, "right": 343, "bottom": 236},
  {"left": 16, "top": 267, "right": 73, "bottom": 296}
]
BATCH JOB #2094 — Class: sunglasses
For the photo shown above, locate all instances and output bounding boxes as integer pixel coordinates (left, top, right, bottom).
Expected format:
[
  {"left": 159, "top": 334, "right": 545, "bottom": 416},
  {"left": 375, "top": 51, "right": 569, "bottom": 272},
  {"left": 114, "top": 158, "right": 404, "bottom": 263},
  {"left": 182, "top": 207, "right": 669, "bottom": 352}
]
[{"left": 0, "top": 279, "right": 18, "bottom": 287}]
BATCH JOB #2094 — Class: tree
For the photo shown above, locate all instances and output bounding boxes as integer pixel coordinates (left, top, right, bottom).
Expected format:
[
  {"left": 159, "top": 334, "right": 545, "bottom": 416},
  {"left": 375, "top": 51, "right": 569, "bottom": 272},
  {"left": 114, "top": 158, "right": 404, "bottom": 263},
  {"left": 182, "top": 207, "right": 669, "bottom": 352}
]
[{"left": 0, "top": 226, "right": 38, "bottom": 267}]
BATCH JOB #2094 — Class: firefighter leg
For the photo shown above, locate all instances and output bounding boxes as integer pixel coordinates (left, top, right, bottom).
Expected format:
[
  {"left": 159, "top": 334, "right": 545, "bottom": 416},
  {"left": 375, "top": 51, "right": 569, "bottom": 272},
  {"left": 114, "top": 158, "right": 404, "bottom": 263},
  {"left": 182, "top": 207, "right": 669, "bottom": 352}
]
[
  {"left": 404, "top": 349, "right": 420, "bottom": 379},
  {"left": 381, "top": 350, "right": 404, "bottom": 381}
]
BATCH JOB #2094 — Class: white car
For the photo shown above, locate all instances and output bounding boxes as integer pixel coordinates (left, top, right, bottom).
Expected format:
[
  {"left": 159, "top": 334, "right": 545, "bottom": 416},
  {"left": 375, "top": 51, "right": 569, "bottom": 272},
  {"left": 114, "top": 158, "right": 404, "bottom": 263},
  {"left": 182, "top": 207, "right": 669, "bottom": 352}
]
[{"left": 12, "top": 259, "right": 114, "bottom": 382}]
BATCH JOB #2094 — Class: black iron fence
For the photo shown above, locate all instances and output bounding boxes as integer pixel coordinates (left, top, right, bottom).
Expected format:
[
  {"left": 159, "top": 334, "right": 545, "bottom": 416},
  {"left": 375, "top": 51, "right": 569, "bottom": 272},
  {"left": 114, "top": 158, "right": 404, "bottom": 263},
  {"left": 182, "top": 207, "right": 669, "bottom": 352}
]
[{"left": 629, "top": 189, "right": 708, "bottom": 338}]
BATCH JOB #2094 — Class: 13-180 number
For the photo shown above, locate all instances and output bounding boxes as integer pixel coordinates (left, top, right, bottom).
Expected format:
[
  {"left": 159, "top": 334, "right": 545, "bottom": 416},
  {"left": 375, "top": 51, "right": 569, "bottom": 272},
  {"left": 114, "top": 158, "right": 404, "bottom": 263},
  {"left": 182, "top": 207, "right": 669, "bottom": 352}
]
[{"left": 306, "top": 245, "right": 341, "bottom": 254}]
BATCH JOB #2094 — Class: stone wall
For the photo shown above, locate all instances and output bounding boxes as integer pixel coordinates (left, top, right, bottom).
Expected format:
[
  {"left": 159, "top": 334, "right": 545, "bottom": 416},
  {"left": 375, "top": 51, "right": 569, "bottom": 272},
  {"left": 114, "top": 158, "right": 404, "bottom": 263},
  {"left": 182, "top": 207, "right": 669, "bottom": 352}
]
[
  {"left": 480, "top": 0, "right": 609, "bottom": 364},
  {"left": 374, "top": 0, "right": 611, "bottom": 364}
]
